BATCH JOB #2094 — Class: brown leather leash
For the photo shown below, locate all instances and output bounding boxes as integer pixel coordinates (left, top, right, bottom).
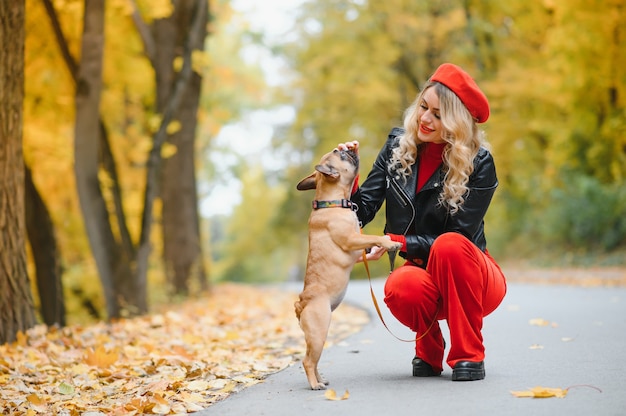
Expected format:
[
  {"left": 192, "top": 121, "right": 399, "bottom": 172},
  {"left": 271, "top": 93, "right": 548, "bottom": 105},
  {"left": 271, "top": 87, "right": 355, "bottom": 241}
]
[{"left": 361, "top": 248, "right": 438, "bottom": 343}]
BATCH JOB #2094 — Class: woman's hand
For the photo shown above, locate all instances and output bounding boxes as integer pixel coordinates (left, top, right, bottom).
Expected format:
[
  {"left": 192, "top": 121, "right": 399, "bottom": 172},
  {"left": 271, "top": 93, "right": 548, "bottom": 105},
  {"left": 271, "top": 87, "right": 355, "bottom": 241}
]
[
  {"left": 337, "top": 140, "right": 359, "bottom": 153},
  {"left": 356, "top": 245, "right": 388, "bottom": 263}
]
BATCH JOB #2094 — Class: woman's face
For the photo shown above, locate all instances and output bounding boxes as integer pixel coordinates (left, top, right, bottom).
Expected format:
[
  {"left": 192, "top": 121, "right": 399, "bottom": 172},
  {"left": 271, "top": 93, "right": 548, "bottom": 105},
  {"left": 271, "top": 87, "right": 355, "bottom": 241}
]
[{"left": 417, "top": 87, "right": 445, "bottom": 144}]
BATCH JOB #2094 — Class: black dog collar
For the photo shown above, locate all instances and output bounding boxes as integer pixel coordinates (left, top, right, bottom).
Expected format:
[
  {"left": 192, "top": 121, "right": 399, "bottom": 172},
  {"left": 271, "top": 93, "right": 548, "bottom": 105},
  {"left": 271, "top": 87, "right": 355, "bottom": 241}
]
[{"left": 312, "top": 199, "right": 356, "bottom": 210}]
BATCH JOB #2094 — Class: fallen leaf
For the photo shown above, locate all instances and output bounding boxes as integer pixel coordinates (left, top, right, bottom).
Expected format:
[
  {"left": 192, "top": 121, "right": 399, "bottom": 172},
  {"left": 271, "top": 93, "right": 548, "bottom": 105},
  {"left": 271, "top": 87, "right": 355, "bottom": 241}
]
[
  {"left": 324, "top": 389, "right": 350, "bottom": 401},
  {"left": 16, "top": 331, "right": 28, "bottom": 347},
  {"left": 84, "top": 346, "right": 119, "bottom": 368},
  {"left": 528, "top": 318, "right": 550, "bottom": 326},
  {"left": 150, "top": 393, "right": 171, "bottom": 414},
  {"left": 58, "top": 381, "right": 75, "bottom": 395},
  {"left": 26, "top": 393, "right": 44, "bottom": 406},
  {"left": 26, "top": 393, "right": 48, "bottom": 412},
  {"left": 0, "top": 284, "right": 368, "bottom": 414},
  {"left": 511, "top": 386, "right": 568, "bottom": 398}
]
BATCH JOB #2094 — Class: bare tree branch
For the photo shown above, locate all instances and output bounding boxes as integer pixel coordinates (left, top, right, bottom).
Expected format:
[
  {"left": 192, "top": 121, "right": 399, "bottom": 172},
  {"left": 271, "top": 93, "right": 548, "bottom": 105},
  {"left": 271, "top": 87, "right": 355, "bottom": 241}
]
[
  {"left": 40, "top": 0, "right": 78, "bottom": 77},
  {"left": 128, "top": 0, "right": 156, "bottom": 64}
]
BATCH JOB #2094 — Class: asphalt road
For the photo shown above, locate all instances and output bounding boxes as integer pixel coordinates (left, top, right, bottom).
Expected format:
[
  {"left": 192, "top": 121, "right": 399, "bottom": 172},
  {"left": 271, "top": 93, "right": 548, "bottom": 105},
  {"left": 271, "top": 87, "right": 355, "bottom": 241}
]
[{"left": 203, "top": 276, "right": 626, "bottom": 416}]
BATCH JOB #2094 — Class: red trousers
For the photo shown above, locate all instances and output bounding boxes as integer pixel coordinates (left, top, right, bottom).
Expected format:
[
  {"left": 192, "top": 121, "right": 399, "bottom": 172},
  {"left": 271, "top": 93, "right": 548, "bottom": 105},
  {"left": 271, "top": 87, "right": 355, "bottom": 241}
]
[{"left": 384, "top": 232, "right": 506, "bottom": 373}]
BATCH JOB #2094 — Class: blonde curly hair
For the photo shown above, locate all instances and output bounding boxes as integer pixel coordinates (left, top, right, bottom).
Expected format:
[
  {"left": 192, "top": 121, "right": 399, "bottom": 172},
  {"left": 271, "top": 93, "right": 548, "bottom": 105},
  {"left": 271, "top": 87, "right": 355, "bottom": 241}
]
[{"left": 389, "top": 81, "right": 489, "bottom": 214}]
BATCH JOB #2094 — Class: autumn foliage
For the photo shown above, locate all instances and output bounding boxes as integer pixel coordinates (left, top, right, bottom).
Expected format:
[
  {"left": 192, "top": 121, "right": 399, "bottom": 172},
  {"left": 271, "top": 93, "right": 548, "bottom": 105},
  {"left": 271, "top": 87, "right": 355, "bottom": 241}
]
[{"left": 0, "top": 284, "right": 368, "bottom": 414}]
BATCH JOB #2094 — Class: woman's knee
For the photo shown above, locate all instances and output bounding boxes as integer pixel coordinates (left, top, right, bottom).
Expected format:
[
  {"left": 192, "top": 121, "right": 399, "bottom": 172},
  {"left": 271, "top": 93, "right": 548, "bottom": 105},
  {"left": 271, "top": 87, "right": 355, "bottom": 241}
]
[
  {"left": 384, "top": 265, "right": 433, "bottom": 306},
  {"left": 430, "top": 232, "right": 474, "bottom": 260}
]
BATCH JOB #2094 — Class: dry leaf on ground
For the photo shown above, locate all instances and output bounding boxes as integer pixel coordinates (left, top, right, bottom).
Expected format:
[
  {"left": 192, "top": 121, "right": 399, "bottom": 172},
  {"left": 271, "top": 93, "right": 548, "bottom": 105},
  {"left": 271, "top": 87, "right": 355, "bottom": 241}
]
[
  {"left": 0, "top": 283, "right": 368, "bottom": 414},
  {"left": 511, "top": 384, "right": 602, "bottom": 399},
  {"left": 324, "top": 389, "right": 350, "bottom": 401},
  {"left": 511, "top": 386, "right": 568, "bottom": 398},
  {"left": 528, "top": 318, "right": 550, "bottom": 326}
]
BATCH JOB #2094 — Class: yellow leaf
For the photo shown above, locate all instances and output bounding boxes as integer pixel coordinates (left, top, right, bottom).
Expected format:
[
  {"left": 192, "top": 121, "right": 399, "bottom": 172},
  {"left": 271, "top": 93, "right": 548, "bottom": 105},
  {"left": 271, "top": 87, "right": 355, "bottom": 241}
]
[
  {"left": 191, "top": 50, "right": 211, "bottom": 74},
  {"left": 26, "top": 393, "right": 48, "bottom": 412},
  {"left": 324, "top": 388, "right": 350, "bottom": 401},
  {"left": 173, "top": 56, "right": 184, "bottom": 72},
  {"left": 148, "top": 114, "right": 162, "bottom": 133},
  {"left": 150, "top": 393, "right": 171, "bottom": 414},
  {"left": 529, "top": 318, "right": 550, "bottom": 326},
  {"left": 152, "top": 402, "right": 171, "bottom": 414},
  {"left": 16, "top": 331, "right": 28, "bottom": 346},
  {"left": 187, "top": 379, "right": 210, "bottom": 391},
  {"left": 58, "top": 381, "right": 75, "bottom": 395},
  {"left": 510, "top": 390, "right": 535, "bottom": 398},
  {"left": 166, "top": 120, "right": 181, "bottom": 135},
  {"left": 84, "top": 346, "right": 119, "bottom": 368},
  {"left": 161, "top": 142, "right": 178, "bottom": 159},
  {"left": 511, "top": 386, "right": 568, "bottom": 398},
  {"left": 149, "top": 0, "right": 174, "bottom": 19},
  {"left": 26, "top": 393, "right": 44, "bottom": 405},
  {"left": 533, "top": 386, "right": 568, "bottom": 398},
  {"left": 221, "top": 381, "right": 237, "bottom": 393}
]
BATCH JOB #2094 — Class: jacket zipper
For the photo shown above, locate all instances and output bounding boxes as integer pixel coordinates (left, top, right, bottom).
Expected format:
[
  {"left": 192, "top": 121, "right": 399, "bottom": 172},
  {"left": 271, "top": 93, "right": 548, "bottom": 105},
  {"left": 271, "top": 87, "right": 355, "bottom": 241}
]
[{"left": 389, "top": 176, "right": 415, "bottom": 235}]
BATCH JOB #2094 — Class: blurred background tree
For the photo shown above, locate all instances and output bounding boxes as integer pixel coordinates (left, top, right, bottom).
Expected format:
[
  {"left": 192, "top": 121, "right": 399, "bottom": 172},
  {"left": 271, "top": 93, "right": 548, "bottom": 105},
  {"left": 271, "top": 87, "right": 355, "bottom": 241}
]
[
  {"left": 1, "top": 0, "right": 37, "bottom": 344},
  {"left": 22, "top": 0, "right": 265, "bottom": 327},
  {"left": 268, "top": 0, "right": 626, "bottom": 277},
  {"left": 12, "top": 0, "right": 626, "bottom": 334}
]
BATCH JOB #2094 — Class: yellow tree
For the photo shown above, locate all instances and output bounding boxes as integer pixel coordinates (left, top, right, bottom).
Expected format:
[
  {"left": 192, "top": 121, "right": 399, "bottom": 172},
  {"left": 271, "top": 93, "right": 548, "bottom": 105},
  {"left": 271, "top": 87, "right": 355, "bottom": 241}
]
[
  {"left": 484, "top": 0, "right": 626, "bottom": 253},
  {"left": 214, "top": 167, "right": 289, "bottom": 282},
  {"left": 269, "top": 0, "right": 494, "bottom": 278},
  {"left": 24, "top": 0, "right": 274, "bottom": 319},
  {"left": 130, "top": 0, "right": 209, "bottom": 296}
]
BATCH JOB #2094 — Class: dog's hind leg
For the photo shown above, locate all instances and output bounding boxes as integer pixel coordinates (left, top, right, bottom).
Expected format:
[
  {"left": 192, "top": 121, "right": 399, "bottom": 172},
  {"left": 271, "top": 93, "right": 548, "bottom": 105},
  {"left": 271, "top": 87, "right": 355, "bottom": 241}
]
[{"left": 298, "top": 298, "right": 331, "bottom": 390}]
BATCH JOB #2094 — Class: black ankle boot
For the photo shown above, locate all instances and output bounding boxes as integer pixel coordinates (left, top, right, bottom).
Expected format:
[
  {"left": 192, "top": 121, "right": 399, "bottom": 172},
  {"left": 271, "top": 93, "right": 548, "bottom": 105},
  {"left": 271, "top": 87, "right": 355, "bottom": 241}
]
[
  {"left": 451, "top": 361, "right": 485, "bottom": 381},
  {"left": 412, "top": 357, "right": 441, "bottom": 377}
]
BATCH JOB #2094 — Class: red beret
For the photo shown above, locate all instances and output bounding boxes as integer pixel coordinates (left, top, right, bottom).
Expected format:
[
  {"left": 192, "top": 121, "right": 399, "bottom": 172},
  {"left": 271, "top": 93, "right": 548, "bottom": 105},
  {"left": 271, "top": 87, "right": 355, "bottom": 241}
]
[{"left": 430, "top": 63, "right": 490, "bottom": 123}]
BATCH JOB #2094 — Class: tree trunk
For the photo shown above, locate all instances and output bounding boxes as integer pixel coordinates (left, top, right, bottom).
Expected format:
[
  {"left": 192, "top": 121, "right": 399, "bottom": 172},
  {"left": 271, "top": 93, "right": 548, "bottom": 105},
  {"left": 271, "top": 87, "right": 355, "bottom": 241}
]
[
  {"left": 24, "top": 165, "right": 66, "bottom": 327},
  {"left": 74, "top": 0, "right": 140, "bottom": 319},
  {"left": 160, "top": 0, "right": 209, "bottom": 295},
  {"left": 0, "top": 0, "right": 37, "bottom": 344},
  {"left": 43, "top": 0, "right": 138, "bottom": 318},
  {"left": 132, "top": 0, "right": 209, "bottom": 298}
]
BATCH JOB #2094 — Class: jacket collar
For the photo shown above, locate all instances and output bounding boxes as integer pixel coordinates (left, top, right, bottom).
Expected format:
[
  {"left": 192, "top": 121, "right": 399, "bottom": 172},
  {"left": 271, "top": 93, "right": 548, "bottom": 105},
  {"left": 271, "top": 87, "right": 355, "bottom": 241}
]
[{"left": 391, "top": 162, "right": 444, "bottom": 196}]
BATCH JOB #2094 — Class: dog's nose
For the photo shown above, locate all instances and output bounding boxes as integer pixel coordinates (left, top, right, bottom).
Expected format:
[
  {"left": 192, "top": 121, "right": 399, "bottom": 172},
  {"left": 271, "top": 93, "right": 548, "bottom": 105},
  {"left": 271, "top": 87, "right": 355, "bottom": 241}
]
[{"left": 339, "top": 149, "right": 358, "bottom": 166}]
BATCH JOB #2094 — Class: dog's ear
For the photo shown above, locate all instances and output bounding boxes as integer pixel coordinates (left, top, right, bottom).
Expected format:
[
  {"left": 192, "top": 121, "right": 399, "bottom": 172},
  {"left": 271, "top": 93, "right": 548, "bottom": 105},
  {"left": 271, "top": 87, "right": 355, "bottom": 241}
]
[
  {"left": 296, "top": 172, "right": 317, "bottom": 191},
  {"left": 314, "top": 163, "right": 339, "bottom": 179}
]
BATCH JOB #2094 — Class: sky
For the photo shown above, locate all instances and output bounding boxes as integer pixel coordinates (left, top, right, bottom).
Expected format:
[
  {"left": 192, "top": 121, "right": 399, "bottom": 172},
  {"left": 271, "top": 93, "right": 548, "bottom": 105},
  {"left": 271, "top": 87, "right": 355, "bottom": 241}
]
[{"left": 200, "top": 1, "right": 303, "bottom": 217}]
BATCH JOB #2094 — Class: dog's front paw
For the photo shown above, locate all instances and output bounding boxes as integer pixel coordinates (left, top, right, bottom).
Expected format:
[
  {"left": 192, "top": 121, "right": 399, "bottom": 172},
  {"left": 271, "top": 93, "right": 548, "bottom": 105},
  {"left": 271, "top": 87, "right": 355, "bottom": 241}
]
[
  {"left": 383, "top": 241, "right": 403, "bottom": 251},
  {"left": 311, "top": 382, "right": 327, "bottom": 390}
]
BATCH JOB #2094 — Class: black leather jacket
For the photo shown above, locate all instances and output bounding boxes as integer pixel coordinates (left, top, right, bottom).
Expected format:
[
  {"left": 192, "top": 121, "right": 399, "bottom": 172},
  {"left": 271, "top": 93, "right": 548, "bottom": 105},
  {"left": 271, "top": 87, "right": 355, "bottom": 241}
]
[{"left": 351, "top": 127, "right": 498, "bottom": 267}]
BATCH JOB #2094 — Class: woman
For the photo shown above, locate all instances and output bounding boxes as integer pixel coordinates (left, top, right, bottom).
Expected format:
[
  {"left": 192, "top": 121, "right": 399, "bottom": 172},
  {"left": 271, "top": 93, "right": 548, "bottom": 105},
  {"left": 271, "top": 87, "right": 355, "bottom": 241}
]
[{"left": 341, "top": 63, "right": 506, "bottom": 381}]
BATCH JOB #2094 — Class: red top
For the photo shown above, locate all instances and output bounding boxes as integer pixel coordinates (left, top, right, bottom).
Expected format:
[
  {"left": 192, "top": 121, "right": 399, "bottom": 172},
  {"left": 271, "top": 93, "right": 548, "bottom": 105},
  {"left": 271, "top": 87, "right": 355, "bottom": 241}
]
[{"left": 417, "top": 142, "right": 446, "bottom": 192}]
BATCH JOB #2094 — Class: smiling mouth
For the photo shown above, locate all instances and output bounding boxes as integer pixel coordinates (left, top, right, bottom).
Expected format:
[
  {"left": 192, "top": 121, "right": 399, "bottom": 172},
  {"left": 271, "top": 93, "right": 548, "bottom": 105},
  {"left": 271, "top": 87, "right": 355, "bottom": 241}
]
[{"left": 420, "top": 124, "right": 434, "bottom": 134}]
